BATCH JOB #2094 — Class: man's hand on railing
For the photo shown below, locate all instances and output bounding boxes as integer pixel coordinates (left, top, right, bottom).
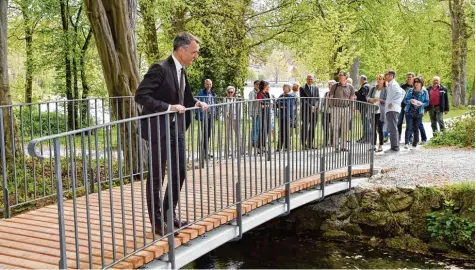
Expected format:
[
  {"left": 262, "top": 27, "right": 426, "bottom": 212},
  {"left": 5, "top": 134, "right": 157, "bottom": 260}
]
[
  {"left": 171, "top": 104, "right": 186, "bottom": 114},
  {"left": 197, "top": 101, "right": 209, "bottom": 112}
]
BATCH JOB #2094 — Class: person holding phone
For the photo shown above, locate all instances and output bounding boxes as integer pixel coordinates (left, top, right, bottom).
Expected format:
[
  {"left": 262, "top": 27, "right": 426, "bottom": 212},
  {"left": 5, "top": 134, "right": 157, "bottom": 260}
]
[{"left": 403, "top": 76, "right": 429, "bottom": 150}]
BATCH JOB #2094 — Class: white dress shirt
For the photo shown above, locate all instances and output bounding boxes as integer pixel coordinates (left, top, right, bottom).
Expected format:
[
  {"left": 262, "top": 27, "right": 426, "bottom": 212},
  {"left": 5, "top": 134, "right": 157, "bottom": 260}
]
[
  {"left": 385, "top": 79, "right": 404, "bottom": 113},
  {"left": 171, "top": 53, "right": 183, "bottom": 89}
]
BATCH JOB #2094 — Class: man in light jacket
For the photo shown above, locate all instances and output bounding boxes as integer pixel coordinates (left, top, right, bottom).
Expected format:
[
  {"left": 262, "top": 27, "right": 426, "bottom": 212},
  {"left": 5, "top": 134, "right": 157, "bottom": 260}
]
[{"left": 384, "top": 70, "right": 405, "bottom": 152}]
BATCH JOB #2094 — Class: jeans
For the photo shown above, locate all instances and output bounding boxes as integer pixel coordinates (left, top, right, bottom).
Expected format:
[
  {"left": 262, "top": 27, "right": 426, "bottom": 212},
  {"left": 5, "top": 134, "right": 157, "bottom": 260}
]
[
  {"left": 251, "top": 116, "right": 260, "bottom": 145},
  {"left": 360, "top": 109, "right": 371, "bottom": 141},
  {"left": 405, "top": 114, "right": 423, "bottom": 146},
  {"left": 410, "top": 122, "right": 428, "bottom": 142}
]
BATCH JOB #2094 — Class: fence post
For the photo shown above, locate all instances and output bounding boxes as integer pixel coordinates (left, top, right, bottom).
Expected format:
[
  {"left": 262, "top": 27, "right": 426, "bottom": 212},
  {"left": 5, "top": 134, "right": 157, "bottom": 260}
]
[
  {"left": 0, "top": 109, "right": 10, "bottom": 218},
  {"left": 53, "top": 138, "right": 67, "bottom": 269},
  {"left": 369, "top": 105, "right": 375, "bottom": 177},
  {"left": 235, "top": 102, "right": 243, "bottom": 240},
  {"left": 319, "top": 155, "right": 325, "bottom": 194},
  {"left": 347, "top": 105, "right": 353, "bottom": 189},
  {"left": 284, "top": 165, "right": 291, "bottom": 215}
]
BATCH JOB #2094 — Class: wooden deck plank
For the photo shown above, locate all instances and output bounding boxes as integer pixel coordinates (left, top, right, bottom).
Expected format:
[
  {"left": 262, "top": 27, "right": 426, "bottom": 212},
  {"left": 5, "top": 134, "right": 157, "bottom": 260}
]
[{"left": 0, "top": 163, "right": 369, "bottom": 269}]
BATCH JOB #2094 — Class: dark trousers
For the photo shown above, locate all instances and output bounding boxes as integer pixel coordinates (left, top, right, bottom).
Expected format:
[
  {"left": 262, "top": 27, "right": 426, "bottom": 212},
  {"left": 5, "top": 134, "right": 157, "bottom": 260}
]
[
  {"left": 360, "top": 109, "right": 371, "bottom": 141},
  {"left": 397, "top": 107, "right": 405, "bottom": 140},
  {"left": 409, "top": 122, "right": 428, "bottom": 142},
  {"left": 373, "top": 114, "right": 384, "bottom": 146},
  {"left": 278, "top": 110, "right": 291, "bottom": 150},
  {"left": 201, "top": 115, "right": 213, "bottom": 152},
  {"left": 428, "top": 105, "right": 445, "bottom": 132},
  {"left": 405, "top": 114, "right": 423, "bottom": 146},
  {"left": 301, "top": 109, "right": 318, "bottom": 148},
  {"left": 146, "top": 130, "right": 186, "bottom": 225},
  {"left": 321, "top": 112, "right": 333, "bottom": 146},
  {"left": 258, "top": 109, "right": 270, "bottom": 149}
]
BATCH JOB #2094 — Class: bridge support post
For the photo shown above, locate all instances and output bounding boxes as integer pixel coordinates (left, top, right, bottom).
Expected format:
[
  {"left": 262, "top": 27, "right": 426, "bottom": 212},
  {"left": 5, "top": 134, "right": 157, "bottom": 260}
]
[
  {"left": 319, "top": 155, "right": 325, "bottom": 195},
  {"left": 284, "top": 165, "right": 291, "bottom": 215},
  {"left": 0, "top": 109, "right": 10, "bottom": 218},
  {"left": 53, "top": 138, "right": 68, "bottom": 269}
]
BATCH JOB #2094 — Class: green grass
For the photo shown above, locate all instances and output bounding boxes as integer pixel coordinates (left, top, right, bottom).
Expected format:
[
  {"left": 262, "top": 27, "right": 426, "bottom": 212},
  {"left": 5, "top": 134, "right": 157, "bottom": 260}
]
[{"left": 422, "top": 108, "right": 472, "bottom": 123}]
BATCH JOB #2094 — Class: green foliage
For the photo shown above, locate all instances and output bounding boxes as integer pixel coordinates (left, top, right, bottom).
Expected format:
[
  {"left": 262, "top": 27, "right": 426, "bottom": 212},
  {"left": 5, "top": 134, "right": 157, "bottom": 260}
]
[
  {"left": 13, "top": 107, "right": 68, "bottom": 139},
  {"left": 427, "top": 114, "right": 475, "bottom": 148},
  {"left": 427, "top": 199, "right": 475, "bottom": 254}
]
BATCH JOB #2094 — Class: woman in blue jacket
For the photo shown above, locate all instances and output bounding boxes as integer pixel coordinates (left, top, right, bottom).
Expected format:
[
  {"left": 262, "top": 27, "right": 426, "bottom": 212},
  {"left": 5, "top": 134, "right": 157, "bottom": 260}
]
[{"left": 403, "top": 76, "right": 429, "bottom": 150}]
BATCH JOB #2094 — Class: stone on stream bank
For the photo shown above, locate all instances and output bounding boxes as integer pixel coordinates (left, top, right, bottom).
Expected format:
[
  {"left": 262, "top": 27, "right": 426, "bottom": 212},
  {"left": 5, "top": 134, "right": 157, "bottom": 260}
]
[{"left": 264, "top": 183, "right": 475, "bottom": 260}]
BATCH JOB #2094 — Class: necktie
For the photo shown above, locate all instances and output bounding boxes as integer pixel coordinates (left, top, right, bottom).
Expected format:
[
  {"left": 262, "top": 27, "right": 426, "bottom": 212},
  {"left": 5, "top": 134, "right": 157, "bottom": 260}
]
[
  {"left": 177, "top": 68, "right": 185, "bottom": 132},
  {"left": 179, "top": 68, "right": 185, "bottom": 105}
]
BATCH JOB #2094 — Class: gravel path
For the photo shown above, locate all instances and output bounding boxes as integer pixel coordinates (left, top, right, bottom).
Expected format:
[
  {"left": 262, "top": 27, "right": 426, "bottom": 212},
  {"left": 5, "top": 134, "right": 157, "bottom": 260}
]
[{"left": 364, "top": 145, "right": 475, "bottom": 187}]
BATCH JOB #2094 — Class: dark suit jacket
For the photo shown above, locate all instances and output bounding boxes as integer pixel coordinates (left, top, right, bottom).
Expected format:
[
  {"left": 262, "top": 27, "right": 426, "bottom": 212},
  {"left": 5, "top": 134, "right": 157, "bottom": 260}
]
[
  {"left": 299, "top": 84, "right": 320, "bottom": 111},
  {"left": 135, "top": 55, "right": 198, "bottom": 141}
]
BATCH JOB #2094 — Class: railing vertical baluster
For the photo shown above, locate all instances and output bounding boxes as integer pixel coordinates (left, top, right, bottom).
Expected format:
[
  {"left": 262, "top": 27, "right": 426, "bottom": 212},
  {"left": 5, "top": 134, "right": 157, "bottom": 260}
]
[
  {"left": 284, "top": 165, "right": 290, "bottom": 215},
  {"left": 165, "top": 115, "right": 176, "bottom": 269},
  {"left": 235, "top": 102, "right": 243, "bottom": 240},
  {"left": 348, "top": 103, "right": 353, "bottom": 188},
  {"left": 9, "top": 107, "right": 17, "bottom": 206},
  {"left": 370, "top": 104, "right": 375, "bottom": 177},
  {"left": 54, "top": 137, "right": 67, "bottom": 269},
  {"left": 0, "top": 109, "right": 10, "bottom": 218}
]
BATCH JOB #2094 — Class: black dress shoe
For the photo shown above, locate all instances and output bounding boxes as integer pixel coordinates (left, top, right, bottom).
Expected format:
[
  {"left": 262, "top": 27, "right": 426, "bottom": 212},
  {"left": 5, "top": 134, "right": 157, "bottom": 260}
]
[
  {"left": 153, "top": 223, "right": 178, "bottom": 236},
  {"left": 173, "top": 219, "right": 191, "bottom": 228}
]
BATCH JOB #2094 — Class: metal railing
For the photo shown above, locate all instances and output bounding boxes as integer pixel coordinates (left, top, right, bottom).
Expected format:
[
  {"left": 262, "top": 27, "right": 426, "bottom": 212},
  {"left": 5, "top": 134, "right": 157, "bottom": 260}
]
[
  {"left": 25, "top": 97, "right": 376, "bottom": 268},
  {"left": 0, "top": 96, "right": 240, "bottom": 217}
]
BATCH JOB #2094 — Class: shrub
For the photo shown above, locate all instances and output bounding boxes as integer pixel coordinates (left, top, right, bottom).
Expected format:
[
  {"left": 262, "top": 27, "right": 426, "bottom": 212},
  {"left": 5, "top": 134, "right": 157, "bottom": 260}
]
[
  {"left": 427, "top": 113, "right": 475, "bottom": 148},
  {"left": 427, "top": 199, "right": 475, "bottom": 254}
]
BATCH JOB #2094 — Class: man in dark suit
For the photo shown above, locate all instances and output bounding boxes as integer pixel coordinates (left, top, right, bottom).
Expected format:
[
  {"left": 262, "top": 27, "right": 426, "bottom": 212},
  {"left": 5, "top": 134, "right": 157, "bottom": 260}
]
[
  {"left": 300, "top": 74, "right": 320, "bottom": 149},
  {"left": 135, "top": 32, "right": 208, "bottom": 234}
]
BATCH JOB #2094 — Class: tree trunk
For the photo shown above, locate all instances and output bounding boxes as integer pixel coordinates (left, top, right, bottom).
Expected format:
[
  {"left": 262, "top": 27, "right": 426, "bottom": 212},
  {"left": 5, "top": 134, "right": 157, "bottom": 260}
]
[
  {"left": 449, "top": 0, "right": 463, "bottom": 107},
  {"left": 139, "top": 0, "right": 160, "bottom": 65},
  {"left": 21, "top": 4, "right": 33, "bottom": 103},
  {"left": 469, "top": 80, "right": 475, "bottom": 106},
  {"left": 60, "top": 0, "right": 75, "bottom": 130},
  {"left": 460, "top": 24, "right": 468, "bottom": 106},
  {"left": 84, "top": 0, "right": 140, "bottom": 174},
  {"left": 350, "top": 58, "right": 359, "bottom": 89},
  {"left": 80, "top": 28, "right": 92, "bottom": 123},
  {"left": 1, "top": 0, "right": 20, "bottom": 209}
]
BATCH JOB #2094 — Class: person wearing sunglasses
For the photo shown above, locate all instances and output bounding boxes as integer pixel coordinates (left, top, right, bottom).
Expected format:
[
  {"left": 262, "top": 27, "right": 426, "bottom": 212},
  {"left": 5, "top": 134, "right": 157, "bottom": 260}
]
[{"left": 403, "top": 76, "right": 429, "bottom": 150}]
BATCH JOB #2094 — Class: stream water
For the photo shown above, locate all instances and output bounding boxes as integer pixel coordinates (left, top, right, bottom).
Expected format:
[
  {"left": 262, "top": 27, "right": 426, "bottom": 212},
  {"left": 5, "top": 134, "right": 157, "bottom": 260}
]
[{"left": 184, "top": 229, "right": 474, "bottom": 269}]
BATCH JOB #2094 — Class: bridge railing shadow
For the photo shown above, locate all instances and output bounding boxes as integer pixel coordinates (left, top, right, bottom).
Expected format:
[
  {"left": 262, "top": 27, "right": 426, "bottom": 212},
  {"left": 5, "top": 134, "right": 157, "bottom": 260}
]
[{"left": 23, "top": 97, "right": 376, "bottom": 269}]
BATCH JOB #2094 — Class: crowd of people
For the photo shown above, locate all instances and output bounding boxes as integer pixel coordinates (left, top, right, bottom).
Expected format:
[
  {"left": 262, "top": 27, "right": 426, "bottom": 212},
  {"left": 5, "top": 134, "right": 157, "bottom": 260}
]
[
  {"left": 243, "top": 70, "right": 450, "bottom": 153},
  {"left": 193, "top": 70, "right": 451, "bottom": 155}
]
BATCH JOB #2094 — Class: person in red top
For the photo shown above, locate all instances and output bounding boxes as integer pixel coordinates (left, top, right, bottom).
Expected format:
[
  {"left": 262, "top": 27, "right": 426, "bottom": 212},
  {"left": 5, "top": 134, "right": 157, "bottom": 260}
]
[{"left": 426, "top": 76, "right": 449, "bottom": 132}]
